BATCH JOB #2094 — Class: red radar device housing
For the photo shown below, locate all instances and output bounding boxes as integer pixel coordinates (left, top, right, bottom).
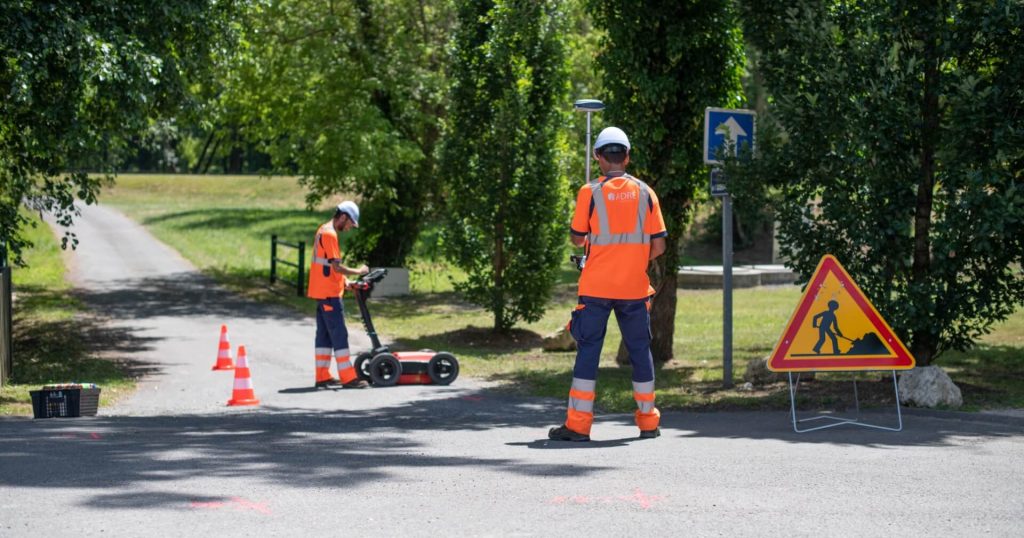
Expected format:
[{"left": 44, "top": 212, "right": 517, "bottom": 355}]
[{"left": 346, "top": 269, "right": 459, "bottom": 387}]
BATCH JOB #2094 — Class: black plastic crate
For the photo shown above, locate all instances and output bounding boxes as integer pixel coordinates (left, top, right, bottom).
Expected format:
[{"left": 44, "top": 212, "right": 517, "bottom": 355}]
[{"left": 30, "top": 386, "right": 100, "bottom": 419}]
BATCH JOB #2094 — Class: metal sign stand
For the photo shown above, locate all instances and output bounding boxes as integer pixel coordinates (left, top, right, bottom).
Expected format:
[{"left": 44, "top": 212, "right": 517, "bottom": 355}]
[{"left": 787, "top": 370, "right": 903, "bottom": 433}]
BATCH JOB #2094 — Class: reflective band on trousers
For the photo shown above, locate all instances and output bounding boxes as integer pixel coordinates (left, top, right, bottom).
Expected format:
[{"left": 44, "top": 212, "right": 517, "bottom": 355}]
[
  {"left": 632, "top": 380, "right": 654, "bottom": 393},
  {"left": 316, "top": 359, "right": 331, "bottom": 368},
  {"left": 572, "top": 378, "right": 596, "bottom": 392},
  {"left": 633, "top": 380, "right": 656, "bottom": 413},
  {"left": 336, "top": 360, "right": 353, "bottom": 370},
  {"left": 569, "top": 377, "right": 596, "bottom": 414},
  {"left": 588, "top": 175, "right": 651, "bottom": 246},
  {"left": 569, "top": 395, "right": 594, "bottom": 413},
  {"left": 334, "top": 348, "right": 349, "bottom": 357},
  {"left": 315, "top": 347, "right": 333, "bottom": 356}
]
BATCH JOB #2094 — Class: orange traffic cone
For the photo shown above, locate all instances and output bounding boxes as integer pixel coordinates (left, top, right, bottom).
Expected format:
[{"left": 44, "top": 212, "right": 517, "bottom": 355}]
[
  {"left": 212, "top": 325, "right": 234, "bottom": 371},
  {"left": 227, "top": 345, "right": 260, "bottom": 406}
]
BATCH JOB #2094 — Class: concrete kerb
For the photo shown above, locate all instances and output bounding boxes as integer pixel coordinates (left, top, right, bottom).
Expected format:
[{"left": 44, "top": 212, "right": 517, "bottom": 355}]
[{"left": 677, "top": 264, "right": 797, "bottom": 289}]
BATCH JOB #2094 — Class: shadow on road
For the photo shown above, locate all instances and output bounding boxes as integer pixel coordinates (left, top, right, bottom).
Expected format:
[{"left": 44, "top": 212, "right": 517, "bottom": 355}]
[
  {"left": 74, "top": 271, "right": 306, "bottom": 322},
  {"left": 2, "top": 384, "right": 1022, "bottom": 513},
  {"left": 507, "top": 437, "right": 645, "bottom": 449}
]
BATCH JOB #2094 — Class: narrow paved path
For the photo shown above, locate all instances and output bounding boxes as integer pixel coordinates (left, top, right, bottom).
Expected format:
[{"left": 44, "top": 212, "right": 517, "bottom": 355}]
[
  {"left": 0, "top": 203, "right": 1022, "bottom": 537},
  {"left": 62, "top": 202, "right": 473, "bottom": 414}
]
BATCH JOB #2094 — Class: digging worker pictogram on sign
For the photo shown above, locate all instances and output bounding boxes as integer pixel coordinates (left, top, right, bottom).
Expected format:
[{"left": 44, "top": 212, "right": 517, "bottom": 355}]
[{"left": 768, "top": 255, "right": 915, "bottom": 372}]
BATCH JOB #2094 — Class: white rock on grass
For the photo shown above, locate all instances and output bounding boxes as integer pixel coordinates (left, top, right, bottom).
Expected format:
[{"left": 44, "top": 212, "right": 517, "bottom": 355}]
[{"left": 899, "top": 366, "right": 963, "bottom": 408}]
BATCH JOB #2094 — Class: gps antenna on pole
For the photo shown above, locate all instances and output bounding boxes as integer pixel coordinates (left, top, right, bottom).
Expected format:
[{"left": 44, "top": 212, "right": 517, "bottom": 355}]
[{"left": 573, "top": 99, "right": 605, "bottom": 183}]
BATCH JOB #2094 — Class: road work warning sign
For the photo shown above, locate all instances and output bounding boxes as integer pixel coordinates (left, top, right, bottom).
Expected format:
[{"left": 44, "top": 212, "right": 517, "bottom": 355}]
[{"left": 767, "top": 255, "right": 915, "bottom": 372}]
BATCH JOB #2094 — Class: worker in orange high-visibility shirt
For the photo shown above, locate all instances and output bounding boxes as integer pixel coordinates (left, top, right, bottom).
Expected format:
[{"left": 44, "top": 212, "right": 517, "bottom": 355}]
[
  {"left": 307, "top": 201, "right": 370, "bottom": 389},
  {"left": 549, "top": 127, "right": 667, "bottom": 442}
]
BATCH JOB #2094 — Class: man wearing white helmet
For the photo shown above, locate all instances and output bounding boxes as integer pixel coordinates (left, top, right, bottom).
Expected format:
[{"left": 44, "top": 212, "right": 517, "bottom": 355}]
[
  {"left": 549, "top": 126, "right": 667, "bottom": 441},
  {"left": 306, "top": 200, "right": 370, "bottom": 389}
]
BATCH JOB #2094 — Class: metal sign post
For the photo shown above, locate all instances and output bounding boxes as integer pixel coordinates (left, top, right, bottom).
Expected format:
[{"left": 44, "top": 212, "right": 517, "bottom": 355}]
[
  {"left": 711, "top": 169, "right": 733, "bottom": 388},
  {"left": 0, "top": 242, "right": 10, "bottom": 386},
  {"left": 573, "top": 99, "right": 605, "bottom": 184},
  {"left": 722, "top": 191, "right": 734, "bottom": 388}
]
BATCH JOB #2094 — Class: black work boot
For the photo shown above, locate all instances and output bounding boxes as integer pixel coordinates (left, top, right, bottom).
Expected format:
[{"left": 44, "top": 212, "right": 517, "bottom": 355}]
[
  {"left": 638, "top": 427, "right": 661, "bottom": 439},
  {"left": 315, "top": 378, "right": 342, "bottom": 389},
  {"left": 548, "top": 424, "right": 590, "bottom": 442},
  {"left": 342, "top": 378, "right": 369, "bottom": 389}
]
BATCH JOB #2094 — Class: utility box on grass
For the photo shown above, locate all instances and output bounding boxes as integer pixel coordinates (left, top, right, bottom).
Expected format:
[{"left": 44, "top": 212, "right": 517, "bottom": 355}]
[{"left": 30, "top": 384, "right": 100, "bottom": 419}]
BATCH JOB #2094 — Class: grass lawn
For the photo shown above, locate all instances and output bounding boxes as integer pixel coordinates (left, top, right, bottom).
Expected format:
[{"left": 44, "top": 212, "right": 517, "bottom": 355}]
[
  {"left": 0, "top": 213, "right": 135, "bottom": 416},
  {"left": 99, "top": 174, "right": 1024, "bottom": 413}
]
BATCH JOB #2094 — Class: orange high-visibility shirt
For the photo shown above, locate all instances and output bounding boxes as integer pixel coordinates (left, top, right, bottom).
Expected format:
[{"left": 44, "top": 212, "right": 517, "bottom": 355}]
[
  {"left": 570, "top": 174, "right": 667, "bottom": 300},
  {"left": 306, "top": 221, "right": 347, "bottom": 299}
]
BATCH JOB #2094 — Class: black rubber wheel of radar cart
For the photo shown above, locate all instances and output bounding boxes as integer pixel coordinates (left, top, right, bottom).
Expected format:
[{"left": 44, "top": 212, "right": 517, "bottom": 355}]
[
  {"left": 354, "top": 352, "right": 374, "bottom": 381},
  {"left": 427, "top": 352, "right": 459, "bottom": 385},
  {"left": 369, "top": 353, "right": 402, "bottom": 387}
]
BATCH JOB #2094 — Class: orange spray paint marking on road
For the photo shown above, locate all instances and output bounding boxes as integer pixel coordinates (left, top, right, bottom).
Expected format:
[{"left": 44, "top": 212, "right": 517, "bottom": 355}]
[
  {"left": 189, "top": 497, "right": 272, "bottom": 515},
  {"left": 549, "top": 489, "right": 665, "bottom": 510}
]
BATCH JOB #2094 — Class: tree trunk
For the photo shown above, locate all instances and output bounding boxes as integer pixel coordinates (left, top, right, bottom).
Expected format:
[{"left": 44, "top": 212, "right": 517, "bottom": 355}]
[
  {"left": 192, "top": 130, "right": 215, "bottom": 174},
  {"left": 910, "top": 19, "right": 941, "bottom": 366},
  {"left": 227, "top": 129, "right": 243, "bottom": 173},
  {"left": 201, "top": 135, "right": 222, "bottom": 174}
]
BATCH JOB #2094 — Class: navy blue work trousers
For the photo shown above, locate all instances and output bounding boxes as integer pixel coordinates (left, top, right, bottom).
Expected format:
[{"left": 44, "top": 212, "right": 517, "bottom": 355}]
[{"left": 569, "top": 296, "right": 655, "bottom": 383}]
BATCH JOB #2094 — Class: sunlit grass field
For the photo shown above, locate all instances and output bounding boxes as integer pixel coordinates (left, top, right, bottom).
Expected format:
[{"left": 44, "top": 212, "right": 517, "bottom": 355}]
[{"left": 95, "top": 173, "right": 1024, "bottom": 412}]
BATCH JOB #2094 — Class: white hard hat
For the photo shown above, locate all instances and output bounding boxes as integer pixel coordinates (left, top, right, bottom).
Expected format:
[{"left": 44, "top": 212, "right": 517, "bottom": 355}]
[
  {"left": 337, "top": 200, "right": 360, "bottom": 227},
  {"left": 594, "top": 127, "right": 631, "bottom": 151}
]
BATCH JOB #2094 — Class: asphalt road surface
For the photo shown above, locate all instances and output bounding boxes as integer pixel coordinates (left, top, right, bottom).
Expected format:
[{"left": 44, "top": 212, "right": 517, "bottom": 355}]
[{"left": 1, "top": 204, "right": 1022, "bottom": 537}]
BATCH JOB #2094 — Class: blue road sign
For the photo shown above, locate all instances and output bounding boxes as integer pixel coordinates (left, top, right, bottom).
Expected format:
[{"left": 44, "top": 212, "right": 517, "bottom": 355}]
[{"left": 704, "top": 108, "right": 756, "bottom": 165}]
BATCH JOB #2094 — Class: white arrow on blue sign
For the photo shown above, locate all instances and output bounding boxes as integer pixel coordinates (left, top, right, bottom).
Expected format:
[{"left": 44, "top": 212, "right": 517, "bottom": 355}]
[{"left": 704, "top": 107, "right": 756, "bottom": 165}]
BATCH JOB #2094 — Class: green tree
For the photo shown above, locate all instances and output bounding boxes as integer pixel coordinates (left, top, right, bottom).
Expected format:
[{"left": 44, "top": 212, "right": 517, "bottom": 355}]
[
  {"left": 0, "top": 0, "right": 234, "bottom": 263},
  {"left": 586, "top": 0, "right": 745, "bottom": 362},
  {"left": 224, "top": 0, "right": 453, "bottom": 266},
  {"left": 736, "top": 1, "right": 1024, "bottom": 365},
  {"left": 440, "top": 0, "right": 570, "bottom": 332}
]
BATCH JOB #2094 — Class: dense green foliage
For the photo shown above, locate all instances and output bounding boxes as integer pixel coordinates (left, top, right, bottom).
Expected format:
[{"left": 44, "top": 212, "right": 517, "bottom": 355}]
[
  {"left": 440, "top": 0, "right": 570, "bottom": 332},
  {"left": 223, "top": 0, "right": 454, "bottom": 266},
  {"left": 586, "top": 0, "right": 746, "bottom": 362},
  {"left": 736, "top": 0, "right": 1024, "bottom": 365},
  {"left": 0, "top": 0, "right": 233, "bottom": 264}
]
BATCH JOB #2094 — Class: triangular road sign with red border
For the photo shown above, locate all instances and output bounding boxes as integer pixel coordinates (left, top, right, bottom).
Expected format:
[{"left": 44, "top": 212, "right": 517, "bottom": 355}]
[{"left": 768, "top": 254, "right": 915, "bottom": 372}]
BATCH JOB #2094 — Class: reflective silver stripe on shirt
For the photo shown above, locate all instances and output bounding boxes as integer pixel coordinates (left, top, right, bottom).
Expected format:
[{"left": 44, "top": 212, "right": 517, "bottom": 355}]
[
  {"left": 588, "top": 175, "right": 651, "bottom": 246},
  {"left": 312, "top": 229, "right": 333, "bottom": 266}
]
